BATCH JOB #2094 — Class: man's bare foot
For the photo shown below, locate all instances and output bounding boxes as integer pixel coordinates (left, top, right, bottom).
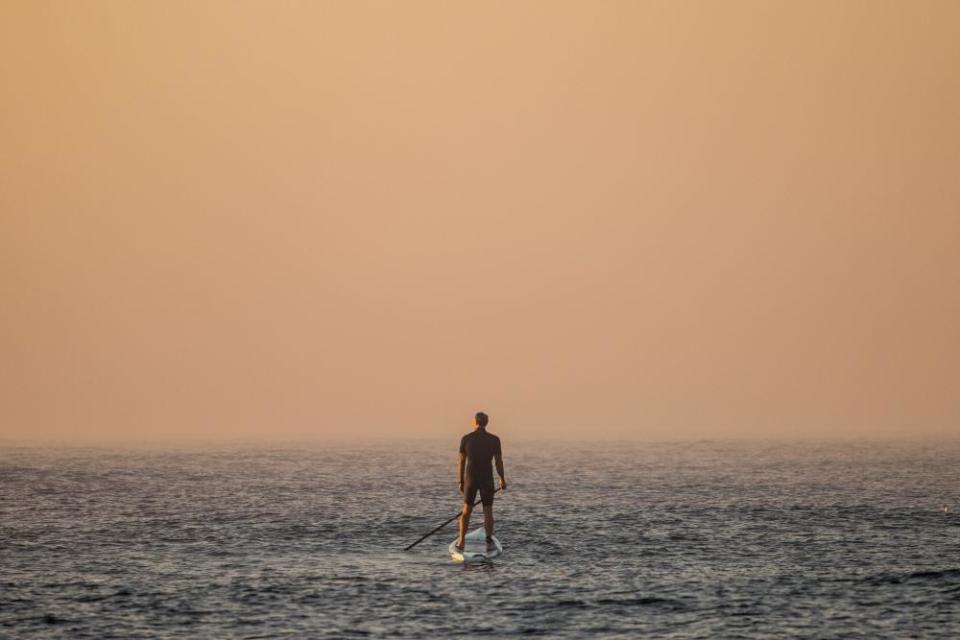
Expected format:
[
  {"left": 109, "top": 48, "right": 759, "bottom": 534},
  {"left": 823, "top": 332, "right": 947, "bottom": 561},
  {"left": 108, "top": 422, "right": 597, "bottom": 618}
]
[
  {"left": 454, "top": 540, "right": 464, "bottom": 552},
  {"left": 485, "top": 537, "right": 496, "bottom": 552}
]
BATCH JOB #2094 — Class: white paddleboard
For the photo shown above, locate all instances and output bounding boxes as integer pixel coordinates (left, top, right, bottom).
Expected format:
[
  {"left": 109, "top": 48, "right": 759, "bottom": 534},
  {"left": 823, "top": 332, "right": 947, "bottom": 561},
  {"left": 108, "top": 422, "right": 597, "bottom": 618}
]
[{"left": 449, "top": 527, "right": 502, "bottom": 562}]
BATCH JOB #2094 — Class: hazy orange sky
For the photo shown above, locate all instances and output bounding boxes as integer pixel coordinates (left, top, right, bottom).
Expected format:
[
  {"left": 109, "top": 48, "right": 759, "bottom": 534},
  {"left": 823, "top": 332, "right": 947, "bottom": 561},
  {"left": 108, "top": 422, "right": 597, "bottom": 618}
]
[{"left": 2, "top": 2, "right": 958, "bottom": 443}]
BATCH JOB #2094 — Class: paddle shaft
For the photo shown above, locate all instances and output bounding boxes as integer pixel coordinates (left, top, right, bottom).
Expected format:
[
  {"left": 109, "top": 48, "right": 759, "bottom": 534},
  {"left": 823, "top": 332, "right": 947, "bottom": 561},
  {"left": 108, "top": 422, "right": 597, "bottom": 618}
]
[{"left": 404, "top": 488, "right": 502, "bottom": 551}]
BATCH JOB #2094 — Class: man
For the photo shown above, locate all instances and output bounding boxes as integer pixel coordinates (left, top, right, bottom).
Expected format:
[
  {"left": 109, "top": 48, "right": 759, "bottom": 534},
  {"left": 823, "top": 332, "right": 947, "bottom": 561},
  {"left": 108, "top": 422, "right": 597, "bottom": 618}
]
[{"left": 456, "top": 411, "right": 507, "bottom": 552}]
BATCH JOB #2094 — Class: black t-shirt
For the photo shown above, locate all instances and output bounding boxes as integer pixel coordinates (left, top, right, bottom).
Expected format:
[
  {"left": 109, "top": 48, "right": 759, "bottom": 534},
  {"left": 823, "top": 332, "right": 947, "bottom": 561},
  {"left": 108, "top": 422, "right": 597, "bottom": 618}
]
[{"left": 459, "top": 429, "right": 501, "bottom": 485}]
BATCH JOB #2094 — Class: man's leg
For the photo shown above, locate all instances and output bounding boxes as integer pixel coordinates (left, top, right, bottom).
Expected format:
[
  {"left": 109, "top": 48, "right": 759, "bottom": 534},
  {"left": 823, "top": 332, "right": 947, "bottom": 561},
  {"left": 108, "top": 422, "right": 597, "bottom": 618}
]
[
  {"left": 481, "top": 484, "right": 495, "bottom": 551},
  {"left": 457, "top": 502, "right": 473, "bottom": 549}
]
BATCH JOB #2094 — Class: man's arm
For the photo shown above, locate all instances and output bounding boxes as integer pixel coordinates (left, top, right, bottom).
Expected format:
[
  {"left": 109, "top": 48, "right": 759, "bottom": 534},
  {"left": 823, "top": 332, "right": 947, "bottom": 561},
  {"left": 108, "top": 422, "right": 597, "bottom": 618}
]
[
  {"left": 456, "top": 451, "right": 465, "bottom": 494},
  {"left": 494, "top": 452, "right": 506, "bottom": 490}
]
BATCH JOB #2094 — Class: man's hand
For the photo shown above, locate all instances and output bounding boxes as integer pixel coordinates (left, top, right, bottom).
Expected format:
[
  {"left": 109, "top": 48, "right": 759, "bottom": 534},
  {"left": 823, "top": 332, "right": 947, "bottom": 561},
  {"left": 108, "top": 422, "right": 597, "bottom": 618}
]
[
  {"left": 457, "top": 481, "right": 464, "bottom": 495},
  {"left": 498, "top": 477, "right": 507, "bottom": 491}
]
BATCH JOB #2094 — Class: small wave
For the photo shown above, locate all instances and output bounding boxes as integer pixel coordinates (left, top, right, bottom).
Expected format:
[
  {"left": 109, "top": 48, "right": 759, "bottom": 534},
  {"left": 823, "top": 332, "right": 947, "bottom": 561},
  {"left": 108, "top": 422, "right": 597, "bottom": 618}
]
[
  {"left": 40, "top": 614, "right": 66, "bottom": 626},
  {"left": 864, "top": 568, "right": 960, "bottom": 585},
  {"left": 906, "top": 568, "right": 960, "bottom": 580},
  {"left": 555, "top": 599, "right": 590, "bottom": 608},
  {"left": 596, "top": 596, "right": 677, "bottom": 607},
  {"left": 549, "top": 596, "right": 679, "bottom": 610}
]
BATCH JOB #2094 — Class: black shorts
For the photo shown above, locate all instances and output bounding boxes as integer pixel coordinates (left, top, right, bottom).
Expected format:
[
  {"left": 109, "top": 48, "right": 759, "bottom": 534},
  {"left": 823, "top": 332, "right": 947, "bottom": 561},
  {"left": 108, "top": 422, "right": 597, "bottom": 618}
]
[{"left": 464, "top": 480, "right": 495, "bottom": 506}]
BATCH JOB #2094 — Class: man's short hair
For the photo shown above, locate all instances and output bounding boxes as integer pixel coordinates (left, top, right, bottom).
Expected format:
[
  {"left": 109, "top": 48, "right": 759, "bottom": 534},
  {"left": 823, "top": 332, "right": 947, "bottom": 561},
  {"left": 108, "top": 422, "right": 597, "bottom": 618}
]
[{"left": 475, "top": 412, "right": 489, "bottom": 428}]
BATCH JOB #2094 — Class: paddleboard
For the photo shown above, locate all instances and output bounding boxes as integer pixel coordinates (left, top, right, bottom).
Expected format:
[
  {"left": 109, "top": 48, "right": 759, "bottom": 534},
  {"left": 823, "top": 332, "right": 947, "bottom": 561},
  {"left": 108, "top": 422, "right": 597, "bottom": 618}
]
[{"left": 449, "top": 527, "right": 502, "bottom": 562}]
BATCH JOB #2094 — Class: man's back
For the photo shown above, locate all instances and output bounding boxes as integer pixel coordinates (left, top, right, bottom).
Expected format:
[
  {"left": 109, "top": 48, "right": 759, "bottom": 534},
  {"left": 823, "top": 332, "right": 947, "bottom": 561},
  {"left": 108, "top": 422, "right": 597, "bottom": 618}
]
[{"left": 459, "top": 429, "right": 501, "bottom": 484}]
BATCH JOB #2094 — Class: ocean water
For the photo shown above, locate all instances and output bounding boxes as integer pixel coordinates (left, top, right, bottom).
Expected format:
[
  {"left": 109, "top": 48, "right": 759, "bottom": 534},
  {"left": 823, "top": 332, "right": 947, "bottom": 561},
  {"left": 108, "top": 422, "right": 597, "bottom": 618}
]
[{"left": 1, "top": 440, "right": 958, "bottom": 639}]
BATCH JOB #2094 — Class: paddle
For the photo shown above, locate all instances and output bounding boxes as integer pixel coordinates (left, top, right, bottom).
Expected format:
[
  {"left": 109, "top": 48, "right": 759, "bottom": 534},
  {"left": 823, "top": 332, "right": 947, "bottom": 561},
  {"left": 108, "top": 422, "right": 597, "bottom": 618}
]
[{"left": 404, "top": 488, "right": 502, "bottom": 551}]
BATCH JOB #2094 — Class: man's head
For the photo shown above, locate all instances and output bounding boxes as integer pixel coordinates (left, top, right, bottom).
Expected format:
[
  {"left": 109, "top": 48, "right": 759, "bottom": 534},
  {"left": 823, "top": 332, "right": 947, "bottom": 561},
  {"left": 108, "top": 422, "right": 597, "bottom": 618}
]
[{"left": 474, "top": 412, "right": 489, "bottom": 429}]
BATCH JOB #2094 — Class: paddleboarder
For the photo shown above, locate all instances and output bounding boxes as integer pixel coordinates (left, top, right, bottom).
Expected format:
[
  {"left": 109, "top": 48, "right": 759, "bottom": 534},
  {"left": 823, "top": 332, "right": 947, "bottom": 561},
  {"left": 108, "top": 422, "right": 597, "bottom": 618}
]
[{"left": 455, "top": 412, "right": 506, "bottom": 553}]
